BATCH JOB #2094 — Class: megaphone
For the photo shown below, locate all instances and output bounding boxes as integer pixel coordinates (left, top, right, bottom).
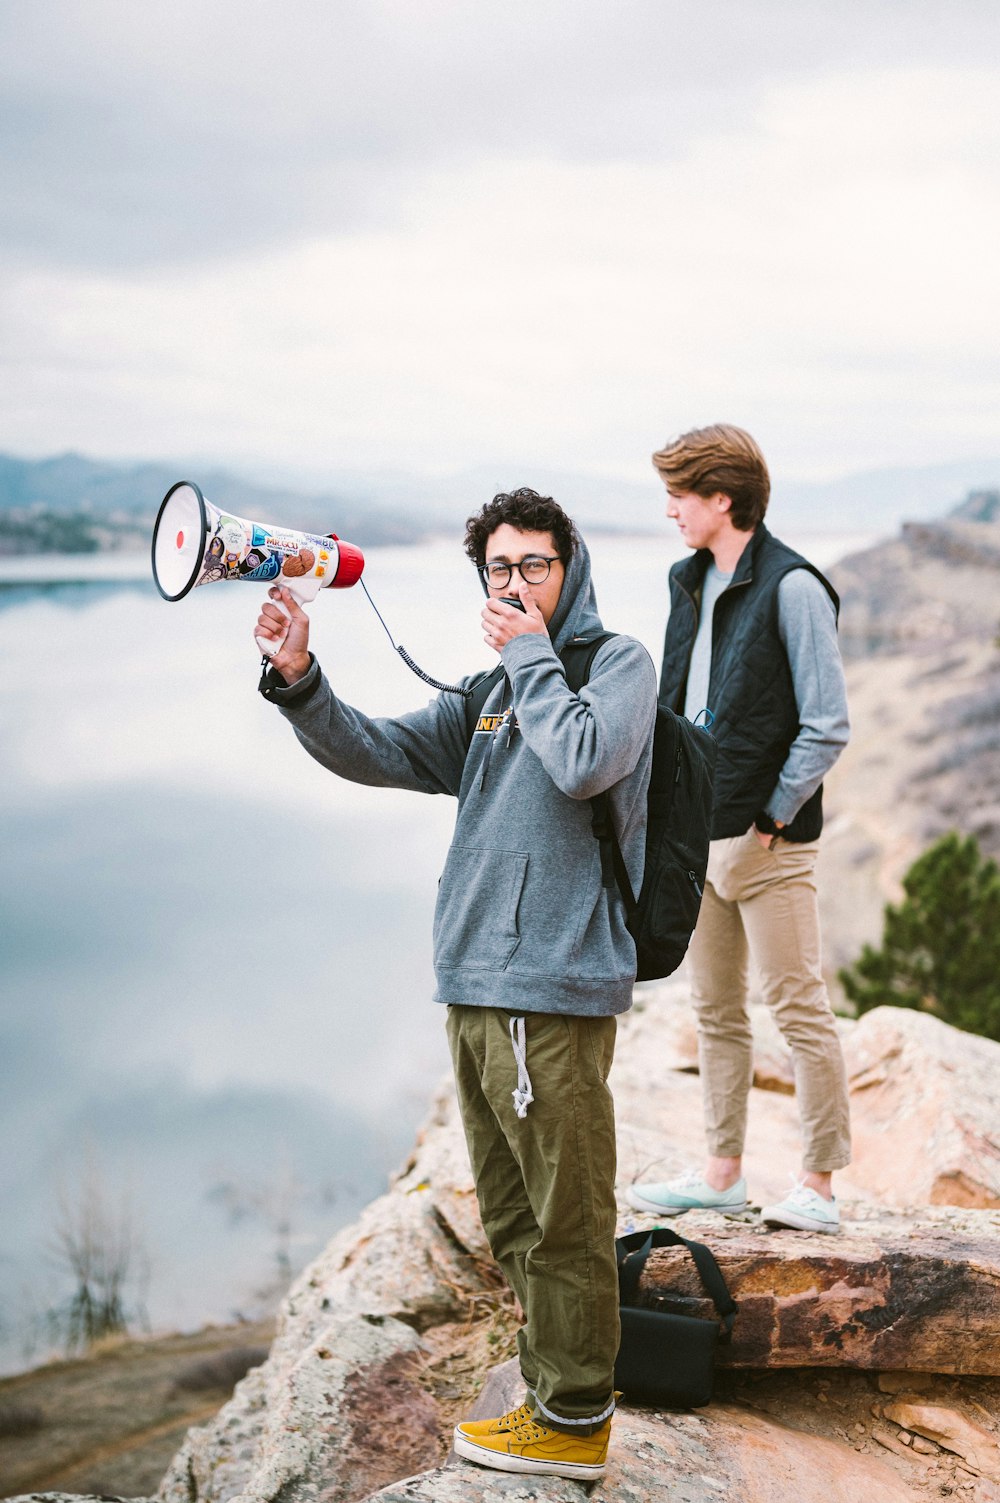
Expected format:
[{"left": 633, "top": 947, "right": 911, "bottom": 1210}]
[{"left": 151, "top": 481, "right": 364, "bottom": 655}]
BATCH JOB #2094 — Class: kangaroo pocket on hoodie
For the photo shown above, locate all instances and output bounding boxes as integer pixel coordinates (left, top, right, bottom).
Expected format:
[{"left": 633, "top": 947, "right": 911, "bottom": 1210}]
[{"left": 433, "top": 845, "right": 528, "bottom": 971}]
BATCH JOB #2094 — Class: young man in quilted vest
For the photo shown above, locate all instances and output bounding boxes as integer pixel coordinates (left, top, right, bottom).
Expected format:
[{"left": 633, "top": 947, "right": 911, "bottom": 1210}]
[{"left": 627, "top": 424, "right": 852, "bottom": 1233}]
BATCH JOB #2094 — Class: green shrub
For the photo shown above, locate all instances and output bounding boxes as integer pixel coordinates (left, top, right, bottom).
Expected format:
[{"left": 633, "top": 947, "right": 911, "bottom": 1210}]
[{"left": 839, "top": 832, "right": 1000, "bottom": 1041}]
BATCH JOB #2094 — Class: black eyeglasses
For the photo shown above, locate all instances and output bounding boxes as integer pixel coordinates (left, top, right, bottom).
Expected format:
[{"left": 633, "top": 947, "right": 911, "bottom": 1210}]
[{"left": 479, "top": 555, "right": 561, "bottom": 589}]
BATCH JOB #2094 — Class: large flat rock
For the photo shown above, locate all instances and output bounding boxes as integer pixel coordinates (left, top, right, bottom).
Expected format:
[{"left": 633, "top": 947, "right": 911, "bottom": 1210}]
[
  {"left": 361, "top": 1404, "right": 929, "bottom": 1503},
  {"left": 624, "top": 1205, "right": 1000, "bottom": 1373}
]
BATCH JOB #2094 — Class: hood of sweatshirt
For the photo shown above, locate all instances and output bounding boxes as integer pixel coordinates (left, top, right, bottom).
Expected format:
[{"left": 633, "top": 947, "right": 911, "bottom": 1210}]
[{"left": 545, "top": 536, "right": 604, "bottom": 650}]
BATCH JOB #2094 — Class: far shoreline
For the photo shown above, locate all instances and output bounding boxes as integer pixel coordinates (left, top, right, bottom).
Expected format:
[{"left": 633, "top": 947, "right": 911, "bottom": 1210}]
[{"left": 0, "top": 522, "right": 885, "bottom": 588}]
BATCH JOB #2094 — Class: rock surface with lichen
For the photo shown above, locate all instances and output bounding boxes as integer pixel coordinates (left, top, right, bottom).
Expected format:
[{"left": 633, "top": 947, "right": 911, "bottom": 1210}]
[{"left": 137, "top": 988, "right": 1000, "bottom": 1503}]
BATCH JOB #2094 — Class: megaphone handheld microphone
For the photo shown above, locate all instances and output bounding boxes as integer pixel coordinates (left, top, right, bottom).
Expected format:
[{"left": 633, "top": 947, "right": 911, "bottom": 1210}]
[
  {"left": 151, "top": 482, "right": 365, "bottom": 656},
  {"left": 357, "top": 578, "right": 471, "bottom": 697},
  {"left": 151, "top": 481, "right": 470, "bottom": 697}
]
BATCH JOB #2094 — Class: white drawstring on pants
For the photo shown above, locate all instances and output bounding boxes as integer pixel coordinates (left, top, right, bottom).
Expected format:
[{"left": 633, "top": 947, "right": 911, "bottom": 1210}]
[{"left": 509, "top": 1016, "right": 534, "bottom": 1119}]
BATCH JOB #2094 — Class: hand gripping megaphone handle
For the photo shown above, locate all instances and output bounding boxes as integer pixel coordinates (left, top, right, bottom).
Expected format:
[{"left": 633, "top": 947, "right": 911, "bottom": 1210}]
[
  {"left": 255, "top": 594, "right": 291, "bottom": 657},
  {"left": 255, "top": 577, "right": 322, "bottom": 657}
]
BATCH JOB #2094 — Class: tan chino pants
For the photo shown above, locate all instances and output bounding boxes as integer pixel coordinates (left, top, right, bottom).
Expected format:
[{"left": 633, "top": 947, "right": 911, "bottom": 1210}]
[{"left": 687, "top": 828, "right": 851, "bottom": 1173}]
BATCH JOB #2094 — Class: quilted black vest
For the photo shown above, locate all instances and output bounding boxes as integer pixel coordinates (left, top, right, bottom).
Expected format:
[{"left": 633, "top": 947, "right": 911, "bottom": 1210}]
[{"left": 659, "top": 524, "right": 839, "bottom": 842}]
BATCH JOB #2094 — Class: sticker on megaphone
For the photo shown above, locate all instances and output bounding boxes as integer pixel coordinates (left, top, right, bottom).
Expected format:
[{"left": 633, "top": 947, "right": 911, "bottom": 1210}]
[{"left": 151, "top": 481, "right": 364, "bottom": 655}]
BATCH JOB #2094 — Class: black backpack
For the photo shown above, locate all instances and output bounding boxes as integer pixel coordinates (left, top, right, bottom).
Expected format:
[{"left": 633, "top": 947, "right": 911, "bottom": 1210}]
[{"left": 463, "top": 633, "right": 717, "bottom": 981}]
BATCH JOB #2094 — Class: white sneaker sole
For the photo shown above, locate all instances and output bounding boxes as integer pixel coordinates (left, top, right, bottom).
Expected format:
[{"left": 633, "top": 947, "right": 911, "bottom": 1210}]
[
  {"left": 761, "top": 1207, "right": 840, "bottom": 1234},
  {"left": 453, "top": 1431, "right": 606, "bottom": 1480},
  {"left": 626, "top": 1187, "right": 748, "bottom": 1216}
]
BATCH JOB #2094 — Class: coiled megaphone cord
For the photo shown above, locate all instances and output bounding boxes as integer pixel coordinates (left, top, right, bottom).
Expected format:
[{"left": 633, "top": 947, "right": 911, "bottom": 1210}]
[{"left": 360, "top": 578, "right": 471, "bottom": 699}]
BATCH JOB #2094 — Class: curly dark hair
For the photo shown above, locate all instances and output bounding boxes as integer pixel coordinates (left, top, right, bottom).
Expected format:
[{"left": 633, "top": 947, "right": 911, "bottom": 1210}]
[{"left": 463, "top": 488, "right": 579, "bottom": 567}]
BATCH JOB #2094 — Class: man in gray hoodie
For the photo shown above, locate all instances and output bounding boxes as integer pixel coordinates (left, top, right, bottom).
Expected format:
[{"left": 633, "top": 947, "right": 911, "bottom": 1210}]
[{"left": 256, "top": 488, "right": 656, "bottom": 1482}]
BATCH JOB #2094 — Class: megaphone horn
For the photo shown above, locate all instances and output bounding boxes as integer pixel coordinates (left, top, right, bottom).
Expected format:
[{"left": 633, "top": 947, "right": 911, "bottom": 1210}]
[{"left": 151, "top": 481, "right": 364, "bottom": 655}]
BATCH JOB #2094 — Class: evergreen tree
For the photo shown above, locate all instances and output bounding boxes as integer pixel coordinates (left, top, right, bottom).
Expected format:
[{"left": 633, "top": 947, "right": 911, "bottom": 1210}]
[{"left": 839, "top": 832, "right": 1000, "bottom": 1041}]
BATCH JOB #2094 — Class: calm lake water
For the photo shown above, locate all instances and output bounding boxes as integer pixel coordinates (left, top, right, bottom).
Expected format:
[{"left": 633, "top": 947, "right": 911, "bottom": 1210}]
[{"left": 0, "top": 527, "right": 876, "bottom": 1371}]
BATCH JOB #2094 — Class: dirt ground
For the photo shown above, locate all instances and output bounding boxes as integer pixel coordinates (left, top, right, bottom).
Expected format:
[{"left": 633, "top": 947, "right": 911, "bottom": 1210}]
[
  {"left": 713, "top": 1367, "right": 1000, "bottom": 1499},
  {"left": 0, "top": 1320, "right": 274, "bottom": 1499}
]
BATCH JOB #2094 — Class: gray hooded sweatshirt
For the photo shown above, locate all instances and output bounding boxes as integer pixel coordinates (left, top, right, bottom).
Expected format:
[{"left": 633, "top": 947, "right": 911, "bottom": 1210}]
[{"left": 269, "top": 539, "right": 657, "bottom": 1017}]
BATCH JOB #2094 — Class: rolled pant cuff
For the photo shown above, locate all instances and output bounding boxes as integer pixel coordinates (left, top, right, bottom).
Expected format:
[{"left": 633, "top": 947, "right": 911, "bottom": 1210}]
[{"left": 530, "top": 1389, "right": 616, "bottom": 1434}]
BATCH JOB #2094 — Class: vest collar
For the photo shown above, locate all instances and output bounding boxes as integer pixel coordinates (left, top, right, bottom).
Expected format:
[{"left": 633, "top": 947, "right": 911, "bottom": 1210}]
[{"left": 673, "top": 523, "right": 769, "bottom": 594}]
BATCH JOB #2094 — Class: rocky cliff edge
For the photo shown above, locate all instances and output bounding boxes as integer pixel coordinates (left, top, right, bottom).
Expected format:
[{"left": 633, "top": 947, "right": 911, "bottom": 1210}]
[{"left": 27, "top": 990, "right": 991, "bottom": 1503}]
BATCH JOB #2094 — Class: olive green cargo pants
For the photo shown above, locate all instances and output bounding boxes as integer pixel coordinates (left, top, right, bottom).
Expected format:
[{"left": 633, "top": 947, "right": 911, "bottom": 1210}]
[{"left": 446, "top": 1004, "right": 619, "bottom": 1434}]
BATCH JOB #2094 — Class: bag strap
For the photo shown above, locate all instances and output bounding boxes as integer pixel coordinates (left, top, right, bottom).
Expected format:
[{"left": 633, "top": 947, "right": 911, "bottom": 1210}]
[
  {"left": 462, "top": 633, "right": 616, "bottom": 750},
  {"left": 590, "top": 788, "right": 637, "bottom": 911},
  {"left": 463, "top": 663, "right": 506, "bottom": 744},
  {"left": 560, "top": 630, "right": 641, "bottom": 913},
  {"left": 559, "top": 632, "right": 617, "bottom": 691},
  {"left": 557, "top": 634, "right": 630, "bottom": 896},
  {"left": 615, "top": 1227, "right": 737, "bottom": 1340}
]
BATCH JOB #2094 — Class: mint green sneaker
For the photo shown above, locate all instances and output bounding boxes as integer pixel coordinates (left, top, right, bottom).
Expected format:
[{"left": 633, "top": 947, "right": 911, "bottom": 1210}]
[
  {"left": 760, "top": 1182, "right": 840, "bottom": 1234},
  {"left": 625, "top": 1170, "right": 748, "bottom": 1215}
]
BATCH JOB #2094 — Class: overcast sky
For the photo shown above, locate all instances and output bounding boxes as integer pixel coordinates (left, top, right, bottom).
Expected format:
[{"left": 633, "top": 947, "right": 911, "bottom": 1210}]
[{"left": 1, "top": 0, "right": 998, "bottom": 487}]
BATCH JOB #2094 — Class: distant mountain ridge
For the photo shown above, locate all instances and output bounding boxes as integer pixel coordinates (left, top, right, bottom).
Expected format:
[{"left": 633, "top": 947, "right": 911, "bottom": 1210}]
[
  {"left": 0, "top": 452, "right": 426, "bottom": 548},
  {"left": 229, "top": 454, "right": 1000, "bottom": 534},
  {"left": 952, "top": 488, "right": 1000, "bottom": 523},
  {"left": 780, "top": 461, "right": 1000, "bottom": 532},
  {"left": 3, "top": 450, "right": 1000, "bottom": 551}
]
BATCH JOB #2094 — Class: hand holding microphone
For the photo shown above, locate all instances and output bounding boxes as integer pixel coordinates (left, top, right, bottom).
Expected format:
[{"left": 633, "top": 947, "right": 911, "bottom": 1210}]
[{"left": 482, "top": 582, "right": 548, "bottom": 654}]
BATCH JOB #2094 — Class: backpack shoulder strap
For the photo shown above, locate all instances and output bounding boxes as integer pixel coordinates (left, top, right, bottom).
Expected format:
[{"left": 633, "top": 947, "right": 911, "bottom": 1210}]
[
  {"left": 463, "top": 662, "right": 506, "bottom": 745},
  {"left": 560, "top": 633, "right": 638, "bottom": 908},
  {"left": 463, "top": 634, "right": 616, "bottom": 748},
  {"left": 560, "top": 631, "right": 617, "bottom": 693}
]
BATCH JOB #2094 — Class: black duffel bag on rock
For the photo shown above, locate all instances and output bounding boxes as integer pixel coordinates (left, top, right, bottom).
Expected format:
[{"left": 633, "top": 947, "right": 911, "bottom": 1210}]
[{"left": 614, "top": 1226, "right": 738, "bottom": 1408}]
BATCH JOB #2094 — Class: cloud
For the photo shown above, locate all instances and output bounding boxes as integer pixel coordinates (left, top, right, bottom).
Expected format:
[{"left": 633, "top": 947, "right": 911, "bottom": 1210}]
[
  {"left": 2, "top": 0, "right": 996, "bottom": 272},
  {"left": 2, "top": 59, "right": 998, "bottom": 477},
  {"left": 1, "top": 4, "right": 998, "bottom": 478}
]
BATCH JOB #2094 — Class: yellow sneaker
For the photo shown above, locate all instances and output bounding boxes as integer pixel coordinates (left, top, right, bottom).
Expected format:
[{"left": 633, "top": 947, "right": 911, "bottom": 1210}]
[
  {"left": 453, "top": 1413, "right": 611, "bottom": 1480},
  {"left": 454, "top": 1401, "right": 534, "bottom": 1439}
]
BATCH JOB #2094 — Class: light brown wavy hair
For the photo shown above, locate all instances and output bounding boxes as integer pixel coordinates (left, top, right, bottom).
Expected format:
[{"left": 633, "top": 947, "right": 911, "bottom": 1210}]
[{"left": 652, "top": 424, "right": 770, "bottom": 531}]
